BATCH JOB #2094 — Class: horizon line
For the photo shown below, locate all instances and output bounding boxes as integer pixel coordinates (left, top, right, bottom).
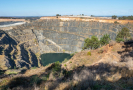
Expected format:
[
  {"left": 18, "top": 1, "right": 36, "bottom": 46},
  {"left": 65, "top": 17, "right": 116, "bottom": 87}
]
[{"left": 0, "top": 15, "right": 133, "bottom": 17}]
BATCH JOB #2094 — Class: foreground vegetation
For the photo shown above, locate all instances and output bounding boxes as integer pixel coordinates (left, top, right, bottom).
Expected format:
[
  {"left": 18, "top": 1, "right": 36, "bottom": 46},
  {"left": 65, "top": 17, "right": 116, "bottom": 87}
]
[
  {"left": 83, "top": 27, "right": 131, "bottom": 50},
  {"left": 1, "top": 41, "right": 133, "bottom": 90}
]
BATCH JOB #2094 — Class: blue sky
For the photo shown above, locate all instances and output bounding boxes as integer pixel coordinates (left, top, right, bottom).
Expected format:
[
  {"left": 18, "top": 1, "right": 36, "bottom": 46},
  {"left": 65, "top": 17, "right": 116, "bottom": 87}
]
[{"left": 0, "top": 0, "right": 133, "bottom": 16}]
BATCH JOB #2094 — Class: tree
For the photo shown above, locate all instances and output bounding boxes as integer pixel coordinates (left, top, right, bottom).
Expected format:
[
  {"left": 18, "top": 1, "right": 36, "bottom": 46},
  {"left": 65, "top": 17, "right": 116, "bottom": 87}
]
[
  {"left": 118, "top": 15, "right": 133, "bottom": 20},
  {"left": 100, "top": 34, "right": 111, "bottom": 46},
  {"left": 114, "top": 21, "right": 119, "bottom": 24},
  {"left": 56, "top": 14, "right": 61, "bottom": 16},
  {"left": 115, "top": 27, "right": 131, "bottom": 42},
  {"left": 83, "top": 36, "right": 100, "bottom": 50},
  {"left": 91, "top": 15, "right": 94, "bottom": 17},
  {"left": 112, "top": 15, "right": 117, "bottom": 19}
]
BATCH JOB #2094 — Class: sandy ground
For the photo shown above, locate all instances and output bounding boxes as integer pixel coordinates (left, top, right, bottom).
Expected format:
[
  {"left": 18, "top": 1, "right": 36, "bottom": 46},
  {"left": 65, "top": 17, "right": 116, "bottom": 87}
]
[
  {"left": 40, "top": 16, "right": 133, "bottom": 24},
  {"left": 0, "top": 19, "right": 25, "bottom": 22}
]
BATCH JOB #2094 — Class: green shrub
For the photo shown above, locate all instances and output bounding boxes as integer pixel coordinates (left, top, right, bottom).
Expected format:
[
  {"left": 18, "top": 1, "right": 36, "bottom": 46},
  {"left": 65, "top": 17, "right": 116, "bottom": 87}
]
[
  {"left": 83, "top": 35, "right": 100, "bottom": 50},
  {"left": 115, "top": 27, "right": 131, "bottom": 42},
  {"left": 98, "top": 49, "right": 104, "bottom": 54},
  {"left": 112, "top": 15, "right": 117, "bottom": 19},
  {"left": 118, "top": 15, "right": 133, "bottom": 20},
  {"left": 34, "top": 39, "right": 38, "bottom": 44},
  {"left": 0, "top": 66, "right": 5, "bottom": 75},
  {"left": 63, "top": 49, "right": 65, "bottom": 53},
  {"left": 30, "top": 75, "right": 41, "bottom": 85},
  {"left": 14, "top": 66, "right": 16, "bottom": 69},
  {"left": 52, "top": 61, "right": 61, "bottom": 72},
  {"left": 41, "top": 74, "right": 49, "bottom": 81},
  {"left": 100, "top": 34, "right": 111, "bottom": 46},
  {"left": 70, "top": 53, "right": 75, "bottom": 57},
  {"left": 31, "top": 66, "right": 37, "bottom": 69},
  {"left": 5, "top": 70, "right": 19, "bottom": 75},
  {"left": 116, "top": 38, "right": 124, "bottom": 43},
  {"left": 114, "top": 21, "right": 119, "bottom": 24},
  {"left": 64, "top": 64, "right": 67, "bottom": 67},
  {"left": 87, "top": 52, "right": 91, "bottom": 56}
]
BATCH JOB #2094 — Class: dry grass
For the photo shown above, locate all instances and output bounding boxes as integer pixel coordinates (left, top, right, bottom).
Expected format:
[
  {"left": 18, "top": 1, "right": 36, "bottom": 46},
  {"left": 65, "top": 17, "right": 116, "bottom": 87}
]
[
  {"left": 62, "top": 45, "right": 109, "bottom": 70},
  {"left": 1, "top": 43, "right": 133, "bottom": 90},
  {"left": 5, "top": 70, "right": 19, "bottom": 75}
]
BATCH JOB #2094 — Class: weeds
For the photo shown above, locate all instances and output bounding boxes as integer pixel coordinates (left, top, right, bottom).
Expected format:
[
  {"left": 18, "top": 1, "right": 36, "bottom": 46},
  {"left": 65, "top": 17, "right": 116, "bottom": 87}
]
[
  {"left": 34, "top": 39, "right": 38, "bottom": 44},
  {"left": 114, "top": 21, "right": 119, "bottom": 24},
  {"left": 31, "top": 66, "right": 37, "bottom": 69},
  {"left": 62, "top": 58, "right": 69, "bottom": 63},
  {"left": 70, "top": 53, "right": 75, "bottom": 57},
  {"left": 63, "top": 50, "right": 65, "bottom": 53},
  {"left": 87, "top": 52, "right": 91, "bottom": 56},
  {"left": 98, "top": 49, "right": 104, "bottom": 54},
  {"left": 14, "top": 66, "right": 16, "bottom": 69},
  {"left": 41, "top": 74, "right": 49, "bottom": 81},
  {"left": 64, "top": 64, "right": 67, "bottom": 67},
  {"left": 5, "top": 70, "right": 19, "bottom": 75},
  {"left": 35, "top": 52, "right": 40, "bottom": 60},
  {"left": 72, "top": 65, "right": 76, "bottom": 69}
]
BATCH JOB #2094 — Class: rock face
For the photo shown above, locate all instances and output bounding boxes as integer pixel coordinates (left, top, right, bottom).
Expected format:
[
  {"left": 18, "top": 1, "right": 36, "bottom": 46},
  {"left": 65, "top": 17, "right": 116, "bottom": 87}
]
[
  {"left": 7, "top": 19, "right": 133, "bottom": 53},
  {"left": 0, "top": 30, "right": 38, "bottom": 69},
  {"left": 0, "top": 19, "right": 133, "bottom": 69}
]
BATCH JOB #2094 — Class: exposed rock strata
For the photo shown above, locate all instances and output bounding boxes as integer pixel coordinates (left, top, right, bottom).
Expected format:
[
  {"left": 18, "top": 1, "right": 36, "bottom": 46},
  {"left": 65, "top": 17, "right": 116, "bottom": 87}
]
[{"left": 0, "top": 19, "right": 133, "bottom": 69}]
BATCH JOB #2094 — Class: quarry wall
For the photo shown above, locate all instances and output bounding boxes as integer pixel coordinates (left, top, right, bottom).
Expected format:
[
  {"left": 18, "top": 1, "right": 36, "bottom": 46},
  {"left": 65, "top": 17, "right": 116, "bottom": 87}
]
[
  {"left": 1, "top": 18, "right": 133, "bottom": 69},
  {"left": 6, "top": 19, "right": 133, "bottom": 53}
]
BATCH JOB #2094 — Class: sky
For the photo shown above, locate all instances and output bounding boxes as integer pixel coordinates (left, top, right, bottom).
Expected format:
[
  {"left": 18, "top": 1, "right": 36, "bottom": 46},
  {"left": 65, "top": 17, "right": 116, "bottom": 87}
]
[{"left": 0, "top": 0, "right": 133, "bottom": 16}]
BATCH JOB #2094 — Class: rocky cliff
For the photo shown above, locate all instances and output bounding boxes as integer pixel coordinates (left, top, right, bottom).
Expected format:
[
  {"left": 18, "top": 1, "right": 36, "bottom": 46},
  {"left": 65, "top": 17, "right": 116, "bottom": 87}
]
[
  {"left": 0, "top": 30, "right": 39, "bottom": 69},
  {"left": 0, "top": 18, "right": 133, "bottom": 69}
]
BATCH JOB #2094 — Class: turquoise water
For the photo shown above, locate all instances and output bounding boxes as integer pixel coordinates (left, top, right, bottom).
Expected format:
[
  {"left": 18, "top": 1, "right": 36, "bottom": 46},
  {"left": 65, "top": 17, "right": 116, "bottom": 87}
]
[{"left": 40, "top": 53, "right": 72, "bottom": 66}]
